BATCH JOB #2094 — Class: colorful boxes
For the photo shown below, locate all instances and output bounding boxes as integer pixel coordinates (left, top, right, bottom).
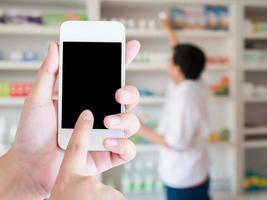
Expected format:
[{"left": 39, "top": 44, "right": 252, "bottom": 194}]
[{"left": 0, "top": 82, "right": 32, "bottom": 97}]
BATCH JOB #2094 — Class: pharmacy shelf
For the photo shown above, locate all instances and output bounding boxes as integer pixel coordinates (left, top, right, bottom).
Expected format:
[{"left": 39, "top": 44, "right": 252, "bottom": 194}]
[
  {"left": 0, "top": 0, "right": 86, "bottom": 6},
  {"left": 210, "top": 96, "right": 233, "bottom": 103},
  {"left": 0, "top": 25, "right": 59, "bottom": 36},
  {"left": 127, "top": 30, "right": 165, "bottom": 38},
  {"left": 139, "top": 97, "right": 165, "bottom": 105},
  {"left": 244, "top": 192, "right": 267, "bottom": 200},
  {"left": 127, "top": 63, "right": 165, "bottom": 71},
  {"left": 0, "top": 61, "right": 41, "bottom": 70},
  {"left": 0, "top": 0, "right": 241, "bottom": 196},
  {"left": 244, "top": 32, "right": 267, "bottom": 40},
  {"left": 127, "top": 29, "right": 232, "bottom": 39},
  {"left": 175, "top": 30, "right": 232, "bottom": 39},
  {"left": 208, "top": 142, "right": 234, "bottom": 149},
  {"left": 0, "top": 25, "right": 231, "bottom": 38},
  {"left": 0, "top": 96, "right": 231, "bottom": 107},
  {"left": 136, "top": 144, "right": 159, "bottom": 153},
  {"left": 102, "top": 0, "right": 232, "bottom": 5},
  {"left": 0, "top": 61, "right": 232, "bottom": 72},
  {"left": 207, "top": 65, "right": 233, "bottom": 71},
  {"left": 128, "top": 63, "right": 232, "bottom": 72},
  {"left": 244, "top": 127, "right": 267, "bottom": 135},
  {"left": 0, "top": 98, "right": 25, "bottom": 106},
  {"left": 244, "top": 140, "right": 267, "bottom": 149},
  {"left": 244, "top": 65, "right": 267, "bottom": 71},
  {"left": 245, "top": 96, "right": 267, "bottom": 103},
  {"left": 0, "top": 62, "right": 162, "bottom": 71},
  {"left": 139, "top": 96, "right": 232, "bottom": 106},
  {"left": 211, "top": 193, "right": 237, "bottom": 200},
  {"left": 136, "top": 143, "right": 233, "bottom": 154}
]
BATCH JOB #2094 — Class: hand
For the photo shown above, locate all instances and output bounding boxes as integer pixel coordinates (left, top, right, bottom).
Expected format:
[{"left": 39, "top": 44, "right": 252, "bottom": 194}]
[
  {"left": 50, "top": 110, "right": 125, "bottom": 200},
  {"left": 159, "top": 12, "right": 172, "bottom": 31},
  {"left": 0, "top": 40, "right": 140, "bottom": 199}
]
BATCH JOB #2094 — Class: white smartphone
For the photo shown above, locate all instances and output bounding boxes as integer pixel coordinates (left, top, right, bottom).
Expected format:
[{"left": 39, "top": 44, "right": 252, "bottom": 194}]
[{"left": 58, "top": 21, "right": 125, "bottom": 151}]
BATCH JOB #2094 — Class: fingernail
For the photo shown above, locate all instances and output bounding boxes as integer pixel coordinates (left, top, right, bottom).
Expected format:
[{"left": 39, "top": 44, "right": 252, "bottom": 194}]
[
  {"left": 121, "top": 91, "right": 131, "bottom": 101},
  {"left": 108, "top": 116, "right": 121, "bottom": 126},
  {"left": 82, "top": 110, "right": 93, "bottom": 121},
  {"left": 105, "top": 139, "right": 118, "bottom": 147}
]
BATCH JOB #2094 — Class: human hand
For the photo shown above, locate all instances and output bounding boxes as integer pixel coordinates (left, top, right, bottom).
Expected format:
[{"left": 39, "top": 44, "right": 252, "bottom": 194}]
[
  {"left": 50, "top": 110, "right": 126, "bottom": 200},
  {"left": 159, "top": 11, "right": 172, "bottom": 31},
  {"left": 0, "top": 40, "right": 140, "bottom": 199}
]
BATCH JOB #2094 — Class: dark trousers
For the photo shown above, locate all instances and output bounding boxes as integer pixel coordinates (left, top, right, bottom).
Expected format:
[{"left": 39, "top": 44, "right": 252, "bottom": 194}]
[{"left": 165, "top": 179, "right": 210, "bottom": 200}]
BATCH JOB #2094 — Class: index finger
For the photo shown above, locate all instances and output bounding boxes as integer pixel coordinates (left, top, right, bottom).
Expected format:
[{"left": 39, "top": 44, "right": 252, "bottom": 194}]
[
  {"left": 60, "top": 110, "right": 93, "bottom": 177},
  {"left": 115, "top": 86, "right": 140, "bottom": 111},
  {"left": 27, "top": 42, "right": 59, "bottom": 106},
  {"left": 125, "top": 40, "right": 140, "bottom": 66}
]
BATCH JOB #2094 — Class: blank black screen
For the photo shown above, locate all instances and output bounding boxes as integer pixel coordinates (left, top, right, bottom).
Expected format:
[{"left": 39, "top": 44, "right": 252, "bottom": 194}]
[{"left": 62, "top": 42, "right": 121, "bottom": 129}]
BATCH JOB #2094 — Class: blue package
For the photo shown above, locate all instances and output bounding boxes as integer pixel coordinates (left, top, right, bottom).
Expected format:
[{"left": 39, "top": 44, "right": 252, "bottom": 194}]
[
  {"left": 23, "top": 52, "right": 39, "bottom": 61},
  {"left": 204, "top": 5, "right": 220, "bottom": 30},
  {"left": 139, "top": 89, "right": 155, "bottom": 96},
  {"left": 170, "top": 7, "right": 185, "bottom": 29}
]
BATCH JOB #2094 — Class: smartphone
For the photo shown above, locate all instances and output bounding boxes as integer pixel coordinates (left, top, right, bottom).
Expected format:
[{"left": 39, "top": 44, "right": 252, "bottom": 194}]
[{"left": 58, "top": 21, "right": 125, "bottom": 151}]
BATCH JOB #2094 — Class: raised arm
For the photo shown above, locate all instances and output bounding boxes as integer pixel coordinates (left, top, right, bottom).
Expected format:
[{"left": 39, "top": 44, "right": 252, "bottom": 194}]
[{"left": 159, "top": 12, "right": 178, "bottom": 48}]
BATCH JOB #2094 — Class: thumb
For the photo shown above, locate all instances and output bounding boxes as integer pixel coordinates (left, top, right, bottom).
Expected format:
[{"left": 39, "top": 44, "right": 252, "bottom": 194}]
[
  {"left": 60, "top": 110, "right": 94, "bottom": 177},
  {"left": 28, "top": 42, "right": 59, "bottom": 105}
]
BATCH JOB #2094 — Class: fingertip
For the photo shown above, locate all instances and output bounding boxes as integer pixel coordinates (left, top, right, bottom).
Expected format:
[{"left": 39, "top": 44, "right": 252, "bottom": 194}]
[
  {"left": 104, "top": 115, "right": 122, "bottom": 128},
  {"left": 74, "top": 110, "right": 94, "bottom": 131},
  {"left": 103, "top": 138, "right": 119, "bottom": 148},
  {"left": 103, "top": 138, "right": 136, "bottom": 160},
  {"left": 126, "top": 40, "right": 141, "bottom": 65},
  {"left": 80, "top": 110, "right": 93, "bottom": 121},
  {"left": 117, "top": 90, "right": 131, "bottom": 103},
  {"left": 115, "top": 86, "right": 140, "bottom": 106},
  {"left": 129, "top": 40, "right": 141, "bottom": 51},
  {"left": 47, "top": 42, "right": 58, "bottom": 57}
]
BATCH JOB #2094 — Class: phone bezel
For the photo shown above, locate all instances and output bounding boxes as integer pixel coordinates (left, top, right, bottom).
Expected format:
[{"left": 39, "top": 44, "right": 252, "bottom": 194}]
[{"left": 58, "top": 21, "right": 125, "bottom": 151}]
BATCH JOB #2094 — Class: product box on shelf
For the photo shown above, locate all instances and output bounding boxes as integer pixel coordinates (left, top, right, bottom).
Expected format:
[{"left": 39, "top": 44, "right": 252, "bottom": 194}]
[
  {"left": 0, "top": 8, "right": 88, "bottom": 27},
  {"left": 170, "top": 5, "right": 229, "bottom": 31},
  {"left": 0, "top": 82, "right": 32, "bottom": 97}
]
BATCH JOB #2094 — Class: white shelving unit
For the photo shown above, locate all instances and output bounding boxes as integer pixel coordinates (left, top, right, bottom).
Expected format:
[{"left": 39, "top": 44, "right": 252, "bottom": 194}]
[
  {"left": 100, "top": 0, "right": 240, "bottom": 199},
  {"left": 128, "top": 63, "right": 233, "bottom": 72},
  {"left": 244, "top": 32, "right": 267, "bottom": 40},
  {"left": 127, "top": 29, "right": 232, "bottom": 39},
  {"left": 0, "top": 98, "right": 24, "bottom": 106},
  {"left": 239, "top": 1, "right": 267, "bottom": 198},
  {"left": 0, "top": 95, "right": 232, "bottom": 108},
  {"left": 0, "top": 61, "right": 41, "bottom": 70},
  {"left": 0, "top": 0, "right": 86, "bottom": 6},
  {"left": 0, "top": 61, "right": 232, "bottom": 72},
  {"left": 0, "top": 24, "right": 59, "bottom": 36},
  {"left": 139, "top": 97, "right": 165, "bottom": 105},
  {"left": 244, "top": 65, "right": 267, "bottom": 71},
  {"left": 244, "top": 127, "right": 267, "bottom": 135},
  {"left": 244, "top": 141, "right": 267, "bottom": 149},
  {"left": 1, "top": 0, "right": 267, "bottom": 200},
  {"left": 245, "top": 96, "right": 267, "bottom": 103}
]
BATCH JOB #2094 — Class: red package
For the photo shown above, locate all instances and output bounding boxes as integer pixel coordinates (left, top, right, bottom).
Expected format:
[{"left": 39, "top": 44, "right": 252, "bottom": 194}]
[
  {"left": 23, "top": 83, "right": 32, "bottom": 96},
  {"left": 10, "top": 83, "right": 19, "bottom": 97}
]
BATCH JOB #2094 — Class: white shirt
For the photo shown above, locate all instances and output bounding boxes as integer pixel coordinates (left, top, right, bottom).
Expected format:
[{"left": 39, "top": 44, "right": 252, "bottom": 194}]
[{"left": 158, "top": 80, "right": 210, "bottom": 188}]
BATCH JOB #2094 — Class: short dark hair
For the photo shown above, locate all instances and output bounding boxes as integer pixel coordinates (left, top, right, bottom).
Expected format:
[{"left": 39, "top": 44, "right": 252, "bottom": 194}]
[{"left": 172, "top": 44, "right": 206, "bottom": 80}]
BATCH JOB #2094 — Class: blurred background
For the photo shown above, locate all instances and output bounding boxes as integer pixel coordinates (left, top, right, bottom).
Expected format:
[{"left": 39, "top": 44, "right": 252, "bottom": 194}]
[{"left": 1, "top": 0, "right": 267, "bottom": 199}]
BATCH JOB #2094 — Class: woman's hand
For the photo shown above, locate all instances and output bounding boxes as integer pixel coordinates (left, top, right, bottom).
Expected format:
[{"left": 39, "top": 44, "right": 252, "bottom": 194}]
[
  {"left": 0, "top": 40, "right": 140, "bottom": 199},
  {"left": 50, "top": 110, "right": 125, "bottom": 200}
]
